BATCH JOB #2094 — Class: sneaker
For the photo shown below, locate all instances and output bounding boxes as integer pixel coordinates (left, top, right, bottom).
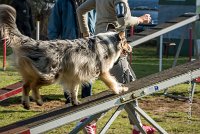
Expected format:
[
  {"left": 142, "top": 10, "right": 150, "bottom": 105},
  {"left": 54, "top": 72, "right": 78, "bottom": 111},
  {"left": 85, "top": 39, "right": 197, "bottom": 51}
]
[
  {"left": 79, "top": 118, "right": 97, "bottom": 134},
  {"left": 132, "top": 125, "right": 156, "bottom": 134}
]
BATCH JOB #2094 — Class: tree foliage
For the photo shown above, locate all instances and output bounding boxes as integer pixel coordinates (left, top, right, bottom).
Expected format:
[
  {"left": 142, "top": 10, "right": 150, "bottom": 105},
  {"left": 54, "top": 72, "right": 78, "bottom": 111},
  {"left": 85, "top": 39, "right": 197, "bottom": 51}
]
[
  {"left": 29, "top": 0, "right": 55, "bottom": 39},
  {"left": 0, "top": 0, "right": 56, "bottom": 39},
  {"left": 0, "top": 0, "right": 11, "bottom": 4}
]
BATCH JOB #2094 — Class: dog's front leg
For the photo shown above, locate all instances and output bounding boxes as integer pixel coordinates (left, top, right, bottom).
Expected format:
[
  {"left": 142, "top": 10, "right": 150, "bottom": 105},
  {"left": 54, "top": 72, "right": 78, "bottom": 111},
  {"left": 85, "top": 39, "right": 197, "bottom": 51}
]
[
  {"left": 63, "top": 83, "right": 81, "bottom": 106},
  {"left": 31, "top": 84, "right": 43, "bottom": 106},
  {"left": 99, "top": 72, "right": 128, "bottom": 94},
  {"left": 70, "top": 84, "right": 81, "bottom": 105}
]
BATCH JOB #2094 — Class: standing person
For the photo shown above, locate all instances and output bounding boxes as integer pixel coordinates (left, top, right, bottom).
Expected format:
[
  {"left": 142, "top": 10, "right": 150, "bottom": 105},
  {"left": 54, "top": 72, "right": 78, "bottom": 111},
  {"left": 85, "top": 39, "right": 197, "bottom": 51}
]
[
  {"left": 48, "top": 0, "right": 96, "bottom": 102},
  {"left": 76, "top": 0, "right": 156, "bottom": 134},
  {"left": 10, "top": 0, "right": 34, "bottom": 37},
  {"left": 47, "top": 0, "right": 96, "bottom": 133}
]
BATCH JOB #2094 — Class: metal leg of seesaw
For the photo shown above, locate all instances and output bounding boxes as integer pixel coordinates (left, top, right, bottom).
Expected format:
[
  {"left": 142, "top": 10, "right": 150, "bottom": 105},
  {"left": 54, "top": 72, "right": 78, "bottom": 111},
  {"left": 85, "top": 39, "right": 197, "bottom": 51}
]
[
  {"left": 69, "top": 111, "right": 104, "bottom": 134},
  {"left": 99, "top": 105, "right": 125, "bottom": 134},
  {"left": 125, "top": 101, "right": 168, "bottom": 134}
]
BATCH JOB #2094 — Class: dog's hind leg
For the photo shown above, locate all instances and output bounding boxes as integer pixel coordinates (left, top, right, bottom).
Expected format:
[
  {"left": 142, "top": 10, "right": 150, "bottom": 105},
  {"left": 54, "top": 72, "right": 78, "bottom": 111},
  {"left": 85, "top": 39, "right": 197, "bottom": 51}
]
[
  {"left": 31, "top": 83, "right": 43, "bottom": 106},
  {"left": 99, "top": 72, "right": 128, "bottom": 94},
  {"left": 22, "top": 81, "right": 31, "bottom": 110}
]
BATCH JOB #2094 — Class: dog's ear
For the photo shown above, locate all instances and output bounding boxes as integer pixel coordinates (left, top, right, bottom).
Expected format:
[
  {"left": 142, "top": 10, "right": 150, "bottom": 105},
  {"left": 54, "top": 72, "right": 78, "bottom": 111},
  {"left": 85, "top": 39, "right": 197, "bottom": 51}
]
[
  {"left": 106, "top": 23, "right": 116, "bottom": 32},
  {"left": 118, "top": 31, "right": 125, "bottom": 40}
]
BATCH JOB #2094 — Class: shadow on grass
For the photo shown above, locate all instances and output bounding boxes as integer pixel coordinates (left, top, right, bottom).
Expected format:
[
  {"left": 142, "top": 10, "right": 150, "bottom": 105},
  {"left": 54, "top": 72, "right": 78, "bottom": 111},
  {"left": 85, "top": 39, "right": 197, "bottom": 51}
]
[
  {"left": 0, "top": 68, "right": 18, "bottom": 72},
  {"left": 153, "top": 91, "right": 189, "bottom": 97},
  {"left": 0, "top": 109, "right": 41, "bottom": 113},
  {"left": 151, "top": 90, "right": 200, "bottom": 102},
  {"left": 0, "top": 94, "right": 66, "bottom": 106}
]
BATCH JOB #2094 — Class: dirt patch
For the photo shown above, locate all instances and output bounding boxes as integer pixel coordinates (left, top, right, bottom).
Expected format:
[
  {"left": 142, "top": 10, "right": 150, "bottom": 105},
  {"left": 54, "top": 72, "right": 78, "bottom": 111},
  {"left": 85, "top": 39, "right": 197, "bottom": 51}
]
[
  {"left": 139, "top": 96, "right": 200, "bottom": 118},
  {"left": 30, "top": 100, "right": 65, "bottom": 111}
]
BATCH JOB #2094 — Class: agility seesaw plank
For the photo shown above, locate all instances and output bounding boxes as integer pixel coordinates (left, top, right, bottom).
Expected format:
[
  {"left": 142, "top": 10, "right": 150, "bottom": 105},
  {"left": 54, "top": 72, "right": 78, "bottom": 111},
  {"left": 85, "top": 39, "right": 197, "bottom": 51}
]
[
  {"left": 0, "top": 81, "right": 23, "bottom": 101},
  {"left": 127, "top": 13, "right": 200, "bottom": 47},
  {"left": 0, "top": 60, "right": 200, "bottom": 134}
]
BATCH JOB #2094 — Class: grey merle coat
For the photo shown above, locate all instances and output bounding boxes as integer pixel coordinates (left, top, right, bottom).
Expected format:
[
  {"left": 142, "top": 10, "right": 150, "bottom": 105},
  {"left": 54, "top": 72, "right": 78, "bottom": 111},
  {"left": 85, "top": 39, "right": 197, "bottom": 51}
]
[{"left": 0, "top": 4, "right": 132, "bottom": 109}]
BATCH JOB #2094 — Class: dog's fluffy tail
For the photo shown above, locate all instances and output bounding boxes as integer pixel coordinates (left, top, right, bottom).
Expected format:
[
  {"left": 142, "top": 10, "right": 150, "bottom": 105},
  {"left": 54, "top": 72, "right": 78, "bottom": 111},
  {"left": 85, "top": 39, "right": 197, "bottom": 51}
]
[
  {"left": 18, "top": 56, "right": 56, "bottom": 84},
  {"left": 0, "top": 4, "right": 23, "bottom": 46}
]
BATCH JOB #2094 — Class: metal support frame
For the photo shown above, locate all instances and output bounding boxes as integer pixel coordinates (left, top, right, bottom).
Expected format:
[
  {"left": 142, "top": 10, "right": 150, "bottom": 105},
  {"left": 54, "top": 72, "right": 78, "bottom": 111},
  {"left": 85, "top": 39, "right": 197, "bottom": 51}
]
[
  {"left": 69, "top": 111, "right": 105, "bottom": 134},
  {"left": 36, "top": 21, "right": 40, "bottom": 40},
  {"left": 125, "top": 102, "right": 168, "bottom": 134},
  {"left": 133, "top": 104, "right": 168, "bottom": 134},
  {"left": 172, "top": 32, "right": 185, "bottom": 67},
  {"left": 125, "top": 102, "right": 146, "bottom": 134},
  {"left": 164, "top": 22, "right": 197, "bottom": 100},
  {"left": 159, "top": 35, "right": 163, "bottom": 71},
  {"left": 164, "top": 80, "right": 196, "bottom": 101},
  {"left": 99, "top": 105, "right": 125, "bottom": 134},
  {"left": 190, "top": 81, "right": 196, "bottom": 102},
  {"left": 108, "top": 67, "right": 199, "bottom": 133}
]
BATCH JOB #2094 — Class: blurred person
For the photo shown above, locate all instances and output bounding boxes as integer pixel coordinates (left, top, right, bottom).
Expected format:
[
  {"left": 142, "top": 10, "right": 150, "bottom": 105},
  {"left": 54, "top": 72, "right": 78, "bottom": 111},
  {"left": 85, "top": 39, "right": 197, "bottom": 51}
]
[
  {"left": 77, "top": 0, "right": 151, "bottom": 84},
  {"left": 77, "top": 0, "right": 156, "bottom": 134},
  {"left": 48, "top": 0, "right": 96, "bottom": 102},
  {"left": 47, "top": 0, "right": 96, "bottom": 133},
  {"left": 10, "top": 0, "right": 34, "bottom": 37}
]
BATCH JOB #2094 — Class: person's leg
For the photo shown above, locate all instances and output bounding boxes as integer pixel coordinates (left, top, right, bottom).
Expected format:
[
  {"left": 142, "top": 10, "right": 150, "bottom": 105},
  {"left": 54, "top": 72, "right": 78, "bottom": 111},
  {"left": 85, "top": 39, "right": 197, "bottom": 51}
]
[
  {"left": 81, "top": 82, "right": 92, "bottom": 98},
  {"left": 64, "top": 91, "right": 71, "bottom": 104},
  {"left": 110, "top": 55, "right": 135, "bottom": 84},
  {"left": 64, "top": 82, "right": 92, "bottom": 103},
  {"left": 111, "top": 55, "right": 156, "bottom": 134}
]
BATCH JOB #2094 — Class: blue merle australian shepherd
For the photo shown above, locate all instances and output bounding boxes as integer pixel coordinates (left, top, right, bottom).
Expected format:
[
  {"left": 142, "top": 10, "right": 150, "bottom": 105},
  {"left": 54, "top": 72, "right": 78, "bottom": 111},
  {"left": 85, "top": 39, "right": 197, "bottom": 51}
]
[{"left": 0, "top": 5, "right": 132, "bottom": 109}]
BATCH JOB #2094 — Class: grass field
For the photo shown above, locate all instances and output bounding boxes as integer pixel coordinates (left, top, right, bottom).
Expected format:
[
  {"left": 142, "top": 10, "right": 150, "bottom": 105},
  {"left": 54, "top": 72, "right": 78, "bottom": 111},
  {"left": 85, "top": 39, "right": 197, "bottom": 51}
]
[{"left": 0, "top": 44, "right": 200, "bottom": 134}]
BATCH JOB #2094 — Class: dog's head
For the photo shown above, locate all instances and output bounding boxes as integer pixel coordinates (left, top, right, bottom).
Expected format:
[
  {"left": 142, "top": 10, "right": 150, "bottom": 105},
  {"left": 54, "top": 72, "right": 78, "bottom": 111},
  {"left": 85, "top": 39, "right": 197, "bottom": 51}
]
[
  {"left": 117, "top": 31, "right": 132, "bottom": 54},
  {"left": 106, "top": 24, "right": 132, "bottom": 54}
]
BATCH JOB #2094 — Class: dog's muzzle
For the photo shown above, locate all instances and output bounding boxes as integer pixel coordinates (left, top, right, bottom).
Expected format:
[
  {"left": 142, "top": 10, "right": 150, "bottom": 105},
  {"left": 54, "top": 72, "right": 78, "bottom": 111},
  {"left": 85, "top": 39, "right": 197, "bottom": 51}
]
[
  {"left": 126, "top": 44, "right": 132, "bottom": 53},
  {"left": 122, "top": 43, "right": 132, "bottom": 54}
]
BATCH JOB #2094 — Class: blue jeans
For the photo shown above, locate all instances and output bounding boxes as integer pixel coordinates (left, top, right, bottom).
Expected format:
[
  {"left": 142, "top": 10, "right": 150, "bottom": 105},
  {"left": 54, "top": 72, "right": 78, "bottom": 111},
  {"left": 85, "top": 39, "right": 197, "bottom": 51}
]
[
  {"left": 64, "top": 83, "right": 92, "bottom": 104},
  {"left": 81, "top": 83, "right": 92, "bottom": 98}
]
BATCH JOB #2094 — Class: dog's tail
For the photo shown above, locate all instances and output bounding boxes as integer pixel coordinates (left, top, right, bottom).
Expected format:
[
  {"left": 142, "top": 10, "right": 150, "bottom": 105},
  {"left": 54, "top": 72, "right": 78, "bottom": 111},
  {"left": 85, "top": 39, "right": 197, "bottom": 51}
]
[{"left": 0, "top": 4, "right": 23, "bottom": 47}]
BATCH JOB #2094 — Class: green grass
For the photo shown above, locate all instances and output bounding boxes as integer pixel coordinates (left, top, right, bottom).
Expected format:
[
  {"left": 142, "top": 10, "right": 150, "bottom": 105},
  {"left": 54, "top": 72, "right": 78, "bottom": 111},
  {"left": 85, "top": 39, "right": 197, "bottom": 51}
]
[{"left": 0, "top": 45, "right": 200, "bottom": 134}]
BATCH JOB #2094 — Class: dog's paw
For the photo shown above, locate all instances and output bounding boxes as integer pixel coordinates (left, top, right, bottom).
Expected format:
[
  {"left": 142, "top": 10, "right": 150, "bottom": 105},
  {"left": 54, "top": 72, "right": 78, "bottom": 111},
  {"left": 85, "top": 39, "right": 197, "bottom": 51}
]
[
  {"left": 72, "top": 100, "right": 81, "bottom": 106},
  {"left": 22, "top": 101, "right": 30, "bottom": 110},
  {"left": 113, "top": 85, "right": 129, "bottom": 94},
  {"left": 113, "top": 89, "right": 120, "bottom": 94},
  {"left": 36, "top": 99, "right": 44, "bottom": 106},
  {"left": 121, "top": 86, "right": 129, "bottom": 92}
]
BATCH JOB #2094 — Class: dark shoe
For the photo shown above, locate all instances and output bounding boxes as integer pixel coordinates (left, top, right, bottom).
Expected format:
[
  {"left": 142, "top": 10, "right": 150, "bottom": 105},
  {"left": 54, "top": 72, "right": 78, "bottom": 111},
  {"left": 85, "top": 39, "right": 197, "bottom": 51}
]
[{"left": 64, "top": 92, "right": 71, "bottom": 104}]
